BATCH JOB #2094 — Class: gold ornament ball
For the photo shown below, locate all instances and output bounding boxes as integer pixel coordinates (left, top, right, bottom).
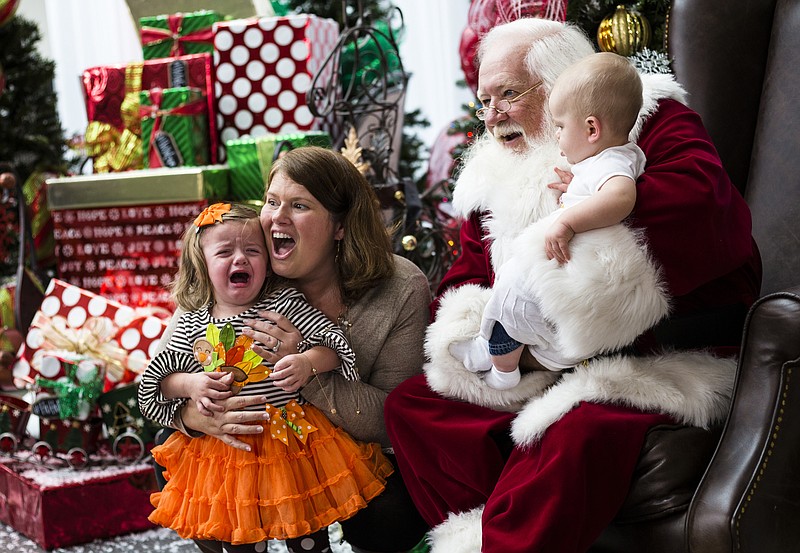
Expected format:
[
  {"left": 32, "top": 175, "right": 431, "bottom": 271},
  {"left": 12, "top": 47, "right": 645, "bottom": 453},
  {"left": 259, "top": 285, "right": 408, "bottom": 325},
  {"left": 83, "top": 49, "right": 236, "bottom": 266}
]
[
  {"left": 401, "top": 235, "right": 418, "bottom": 252},
  {"left": 597, "top": 4, "right": 651, "bottom": 57}
]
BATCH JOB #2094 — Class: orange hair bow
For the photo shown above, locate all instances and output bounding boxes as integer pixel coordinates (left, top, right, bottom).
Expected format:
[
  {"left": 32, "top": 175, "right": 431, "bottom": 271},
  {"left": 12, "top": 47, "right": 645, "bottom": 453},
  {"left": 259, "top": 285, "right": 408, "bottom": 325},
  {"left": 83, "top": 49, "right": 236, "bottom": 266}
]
[{"left": 194, "top": 203, "right": 231, "bottom": 231}]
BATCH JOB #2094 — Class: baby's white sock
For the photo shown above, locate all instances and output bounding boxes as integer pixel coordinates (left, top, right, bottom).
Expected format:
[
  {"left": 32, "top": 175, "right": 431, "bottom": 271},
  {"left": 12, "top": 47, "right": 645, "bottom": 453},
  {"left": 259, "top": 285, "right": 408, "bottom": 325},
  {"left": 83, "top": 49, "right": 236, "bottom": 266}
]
[{"left": 483, "top": 365, "right": 521, "bottom": 390}]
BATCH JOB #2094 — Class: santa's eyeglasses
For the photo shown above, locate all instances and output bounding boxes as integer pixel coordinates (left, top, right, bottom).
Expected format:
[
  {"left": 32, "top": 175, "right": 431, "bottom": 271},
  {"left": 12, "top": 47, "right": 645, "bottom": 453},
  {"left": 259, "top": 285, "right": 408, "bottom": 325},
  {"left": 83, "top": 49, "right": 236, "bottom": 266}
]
[{"left": 475, "top": 81, "right": 543, "bottom": 121}]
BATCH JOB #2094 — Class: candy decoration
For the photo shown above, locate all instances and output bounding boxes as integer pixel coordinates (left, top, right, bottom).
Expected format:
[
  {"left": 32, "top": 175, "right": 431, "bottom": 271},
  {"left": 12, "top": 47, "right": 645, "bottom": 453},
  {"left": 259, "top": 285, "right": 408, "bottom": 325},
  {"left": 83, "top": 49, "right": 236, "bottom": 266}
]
[
  {"left": 0, "top": 0, "right": 20, "bottom": 28},
  {"left": 597, "top": 5, "right": 652, "bottom": 57}
]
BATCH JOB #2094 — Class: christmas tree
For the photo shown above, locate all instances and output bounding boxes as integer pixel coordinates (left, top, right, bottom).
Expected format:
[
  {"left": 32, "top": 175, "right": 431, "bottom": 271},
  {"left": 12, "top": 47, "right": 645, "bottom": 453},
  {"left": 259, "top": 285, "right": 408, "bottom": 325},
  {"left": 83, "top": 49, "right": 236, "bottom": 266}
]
[
  {"left": 0, "top": 15, "right": 66, "bottom": 276},
  {"left": 0, "top": 15, "right": 67, "bottom": 185}
]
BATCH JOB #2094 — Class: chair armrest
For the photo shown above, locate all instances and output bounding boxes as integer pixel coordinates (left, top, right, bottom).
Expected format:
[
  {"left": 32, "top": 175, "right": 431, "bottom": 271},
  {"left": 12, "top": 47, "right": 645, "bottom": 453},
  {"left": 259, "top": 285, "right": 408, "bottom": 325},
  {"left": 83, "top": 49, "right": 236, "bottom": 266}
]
[{"left": 687, "top": 286, "right": 800, "bottom": 553}]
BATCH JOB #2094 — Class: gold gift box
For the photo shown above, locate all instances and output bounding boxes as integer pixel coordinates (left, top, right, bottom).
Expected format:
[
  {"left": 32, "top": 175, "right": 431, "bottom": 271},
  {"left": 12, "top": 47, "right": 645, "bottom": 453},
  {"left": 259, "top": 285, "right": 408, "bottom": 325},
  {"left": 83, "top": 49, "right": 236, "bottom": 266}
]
[{"left": 47, "top": 166, "right": 230, "bottom": 209}]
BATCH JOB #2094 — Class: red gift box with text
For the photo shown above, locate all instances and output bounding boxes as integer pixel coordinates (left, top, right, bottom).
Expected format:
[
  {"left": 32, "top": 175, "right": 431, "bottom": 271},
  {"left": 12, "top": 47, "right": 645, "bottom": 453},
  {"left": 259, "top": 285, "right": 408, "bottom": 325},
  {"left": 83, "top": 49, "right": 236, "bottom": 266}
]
[
  {"left": 0, "top": 459, "right": 156, "bottom": 550},
  {"left": 212, "top": 14, "right": 338, "bottom": 159},
  {"left": 46, "top": 166, "right": 229, "bottom": 312}
]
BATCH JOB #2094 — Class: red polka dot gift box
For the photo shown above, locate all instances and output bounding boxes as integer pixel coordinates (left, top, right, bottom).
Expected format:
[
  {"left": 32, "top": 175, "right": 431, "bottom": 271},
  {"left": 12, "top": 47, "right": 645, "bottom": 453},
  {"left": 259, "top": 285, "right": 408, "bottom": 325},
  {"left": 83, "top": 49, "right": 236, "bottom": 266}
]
[
  {"left": 11, "top": 279, "right": 169, "bottom": 392},
  {"left": 212, "top": 14, "right": 339, "bottom": 159}
]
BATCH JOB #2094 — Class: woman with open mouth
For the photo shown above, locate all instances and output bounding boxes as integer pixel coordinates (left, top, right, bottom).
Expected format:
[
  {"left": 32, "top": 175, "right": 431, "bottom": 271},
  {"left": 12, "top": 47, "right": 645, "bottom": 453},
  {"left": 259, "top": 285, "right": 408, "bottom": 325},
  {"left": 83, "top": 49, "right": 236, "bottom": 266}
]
[{"left": 153, "top": 147, "right": 432, "bottom": 553}]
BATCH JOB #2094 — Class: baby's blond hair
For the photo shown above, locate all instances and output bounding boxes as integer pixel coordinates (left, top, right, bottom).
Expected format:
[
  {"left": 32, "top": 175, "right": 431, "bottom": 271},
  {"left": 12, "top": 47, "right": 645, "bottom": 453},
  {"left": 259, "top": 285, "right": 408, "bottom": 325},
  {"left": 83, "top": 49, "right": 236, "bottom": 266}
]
[{"left": 554, "top": 52, "right": 643, "bottom": 139}]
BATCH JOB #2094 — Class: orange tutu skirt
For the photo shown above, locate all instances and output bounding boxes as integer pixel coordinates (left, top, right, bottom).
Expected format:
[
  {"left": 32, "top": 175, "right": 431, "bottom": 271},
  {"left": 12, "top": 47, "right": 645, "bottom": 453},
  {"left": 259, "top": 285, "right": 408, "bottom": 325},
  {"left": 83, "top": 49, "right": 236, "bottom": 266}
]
[{"left": 148, "top": 400, "right": 394, "bottom": 544}]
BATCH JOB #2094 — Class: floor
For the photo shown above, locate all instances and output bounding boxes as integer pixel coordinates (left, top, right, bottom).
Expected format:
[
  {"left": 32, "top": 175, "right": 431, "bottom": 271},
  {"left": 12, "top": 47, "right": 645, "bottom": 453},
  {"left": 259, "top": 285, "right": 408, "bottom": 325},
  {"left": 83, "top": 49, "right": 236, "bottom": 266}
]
[
  {"left": 0, "top": 523, "right": 198, "bottom": 553},
  {"left": 0, "top": 522, "right": 353, "bottom": 553}
]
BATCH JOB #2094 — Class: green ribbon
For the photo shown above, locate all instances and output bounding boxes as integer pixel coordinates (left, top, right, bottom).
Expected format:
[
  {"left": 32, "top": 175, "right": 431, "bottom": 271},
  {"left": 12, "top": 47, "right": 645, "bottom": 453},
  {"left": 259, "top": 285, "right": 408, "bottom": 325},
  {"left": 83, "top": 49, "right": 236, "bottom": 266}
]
[{"left": 36, "top": 362, "right": 104, "bottom": 420}]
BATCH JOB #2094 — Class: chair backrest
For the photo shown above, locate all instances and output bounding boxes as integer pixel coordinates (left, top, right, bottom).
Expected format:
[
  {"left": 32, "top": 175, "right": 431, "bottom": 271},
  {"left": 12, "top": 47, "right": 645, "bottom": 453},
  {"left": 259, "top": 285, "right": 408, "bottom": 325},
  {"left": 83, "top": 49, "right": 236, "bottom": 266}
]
[{"left": 668, "top": 0, "right": 800, "bottom": 295}]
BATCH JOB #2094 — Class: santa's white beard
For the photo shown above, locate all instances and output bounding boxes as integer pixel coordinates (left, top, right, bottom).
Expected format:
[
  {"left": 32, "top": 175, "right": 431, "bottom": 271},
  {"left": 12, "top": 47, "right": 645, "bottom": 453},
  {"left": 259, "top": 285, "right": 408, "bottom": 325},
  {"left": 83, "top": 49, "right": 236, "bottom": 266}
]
[{"left": 453, "top": 124, "right": 567, "bottom": 260}]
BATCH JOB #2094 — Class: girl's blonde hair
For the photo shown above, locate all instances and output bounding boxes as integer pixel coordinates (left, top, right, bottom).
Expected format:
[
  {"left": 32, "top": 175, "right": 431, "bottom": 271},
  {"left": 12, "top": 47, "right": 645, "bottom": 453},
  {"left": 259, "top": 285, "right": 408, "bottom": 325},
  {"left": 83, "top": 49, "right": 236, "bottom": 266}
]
[
  {"left": 170, "top": 203, "right": 270, "bottom": 311},
  {"left": 267, "top": 146, "right": 394, "bottom": 305}
]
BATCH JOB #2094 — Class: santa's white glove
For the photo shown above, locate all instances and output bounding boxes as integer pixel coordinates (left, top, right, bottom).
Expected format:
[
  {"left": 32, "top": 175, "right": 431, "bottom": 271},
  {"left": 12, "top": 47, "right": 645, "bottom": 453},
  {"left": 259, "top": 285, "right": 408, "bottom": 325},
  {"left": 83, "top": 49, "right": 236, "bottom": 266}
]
[
  {"left": 480, "top": 259, "right": 583, "bottom": 371},
  {"left": 448, "top": 335, "right": 493, "bottom": 373}
]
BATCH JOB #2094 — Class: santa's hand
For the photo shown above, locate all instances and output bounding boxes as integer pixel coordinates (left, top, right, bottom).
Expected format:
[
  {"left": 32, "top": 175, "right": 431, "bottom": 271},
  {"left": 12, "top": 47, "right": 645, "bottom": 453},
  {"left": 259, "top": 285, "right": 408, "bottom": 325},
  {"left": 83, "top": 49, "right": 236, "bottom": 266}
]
[{"left": 448, "top": 336, "right": 492, "bottom": 373}]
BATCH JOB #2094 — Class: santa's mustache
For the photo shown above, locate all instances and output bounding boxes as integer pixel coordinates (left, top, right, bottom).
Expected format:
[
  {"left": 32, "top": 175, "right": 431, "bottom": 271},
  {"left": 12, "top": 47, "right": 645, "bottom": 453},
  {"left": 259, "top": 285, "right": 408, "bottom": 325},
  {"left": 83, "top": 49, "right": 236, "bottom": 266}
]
[
  {"left": 492, "top": 122, "right": 526, "bottom": 141},
  {"left": 489, "top": 119, "right": 558, "bottom": 152}
]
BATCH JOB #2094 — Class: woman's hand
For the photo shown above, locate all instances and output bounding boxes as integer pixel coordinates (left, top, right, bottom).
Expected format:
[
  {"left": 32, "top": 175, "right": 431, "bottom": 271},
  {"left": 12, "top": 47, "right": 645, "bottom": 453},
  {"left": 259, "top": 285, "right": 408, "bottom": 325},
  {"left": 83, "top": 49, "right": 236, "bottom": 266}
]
[
  {"left": 243, "top": 310, "right": 304, "bottom": 361},
  {"left": 181, "top": 394, "right": 269, "bottom": 451}
]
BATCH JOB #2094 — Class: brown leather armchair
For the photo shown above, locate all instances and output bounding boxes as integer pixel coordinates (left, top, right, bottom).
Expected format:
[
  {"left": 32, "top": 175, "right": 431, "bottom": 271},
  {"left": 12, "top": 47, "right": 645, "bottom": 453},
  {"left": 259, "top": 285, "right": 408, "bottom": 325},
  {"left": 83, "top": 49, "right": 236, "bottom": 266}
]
[{"left": 591, "top": 0, "right": 800, "bottom": 551}]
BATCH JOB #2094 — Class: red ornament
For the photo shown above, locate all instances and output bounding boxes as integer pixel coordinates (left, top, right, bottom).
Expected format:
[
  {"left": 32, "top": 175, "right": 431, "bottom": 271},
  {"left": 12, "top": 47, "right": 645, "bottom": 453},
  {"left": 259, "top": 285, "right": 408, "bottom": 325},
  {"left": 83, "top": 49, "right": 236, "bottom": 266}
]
[
  {"left": 459, "top": 0, "right": 568, "bottom": 93},
  {"left": 0, "top": 0, "right": 21, "bottom": 28}
]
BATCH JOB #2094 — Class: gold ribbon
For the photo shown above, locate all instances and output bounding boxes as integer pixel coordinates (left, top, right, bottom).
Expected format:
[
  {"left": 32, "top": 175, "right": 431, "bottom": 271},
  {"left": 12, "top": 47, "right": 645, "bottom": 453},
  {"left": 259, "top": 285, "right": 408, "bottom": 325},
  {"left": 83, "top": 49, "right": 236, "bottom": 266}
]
[
  {"left": 265, "top": 400, "right": 317, "bottom": 446},
  {"left": 0, "top": 287, "right": 14, "bottom": 330},
  {"left": 84, "top": 123, "right": 143, "bottom": 173},
  {"left": 37, "top": 316, "right": 130, "bottom": 382}
]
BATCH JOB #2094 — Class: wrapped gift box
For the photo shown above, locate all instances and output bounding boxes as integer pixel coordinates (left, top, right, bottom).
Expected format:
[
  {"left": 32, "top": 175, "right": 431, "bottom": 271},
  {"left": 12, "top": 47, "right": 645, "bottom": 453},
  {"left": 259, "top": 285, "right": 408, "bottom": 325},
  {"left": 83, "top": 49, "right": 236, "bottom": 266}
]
[
  {"left": 140, "top": 10, "right": 221, "bottom": 60},
  {"left": 46, "top": 166, "right": 229, "bottom": 311},
  {"left": 225, "top": 130, "right": 331, "bottom": 201},
  {"left": 0, "top": 459, "right": 156, "bottom": 550},
  {"left": 98, "top": 382, "right": 159, "bottom": 445},
  {"left": 140, "top": 86, "right": 209, "bottom": 168},
  {"left": 11, "top": 279, "right": 169, "bottom": 391},
  {"left": 212, "top": 14, "right": 339, "bottom": 159},
  {"left": 81, "top": 53, "right": 219, "bottom": 169}
]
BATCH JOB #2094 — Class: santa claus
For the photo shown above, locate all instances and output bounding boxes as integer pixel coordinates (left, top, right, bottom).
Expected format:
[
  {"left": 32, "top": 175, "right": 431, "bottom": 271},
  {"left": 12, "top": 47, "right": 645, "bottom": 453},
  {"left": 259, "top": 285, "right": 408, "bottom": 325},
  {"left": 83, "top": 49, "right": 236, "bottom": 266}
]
[{"left": 385, "top": 17, "right": 761, "bottom": 553}]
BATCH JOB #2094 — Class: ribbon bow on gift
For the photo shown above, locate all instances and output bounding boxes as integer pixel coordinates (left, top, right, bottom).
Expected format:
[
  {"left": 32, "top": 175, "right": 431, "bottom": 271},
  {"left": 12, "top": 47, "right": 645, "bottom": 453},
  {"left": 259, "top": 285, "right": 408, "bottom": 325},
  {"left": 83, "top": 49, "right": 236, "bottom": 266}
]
[
  {"left": 265, "top": 400, "right": 318, "bottom": 446},
  {"left": 84, "top": 122, "right": 142, "bottom": 173},
  {"left": 38, "top": 316, "right": 130, "bottom": 384},
  {"left": 36, "top": 361, "right": 104, "bottom": 420},
  {"left": 140, "top": 13, "right": 215, "bottom": 57}
]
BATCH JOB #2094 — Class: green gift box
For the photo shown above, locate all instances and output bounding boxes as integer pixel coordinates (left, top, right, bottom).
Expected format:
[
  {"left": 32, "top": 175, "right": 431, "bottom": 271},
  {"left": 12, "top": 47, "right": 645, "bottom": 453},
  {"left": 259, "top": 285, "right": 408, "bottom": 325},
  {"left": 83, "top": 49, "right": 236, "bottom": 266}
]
[
  {"left": 140, "top": 86, "right": 209, "bottom": 169},
  {"left": 99, "top": 382, "right": 160, "bottom": 447},
  {"left": 225, "top": 131, "right": 332, "bottom": 202},
  {"left": 140, "top": 10, "right": 222, "bottom": 60}
]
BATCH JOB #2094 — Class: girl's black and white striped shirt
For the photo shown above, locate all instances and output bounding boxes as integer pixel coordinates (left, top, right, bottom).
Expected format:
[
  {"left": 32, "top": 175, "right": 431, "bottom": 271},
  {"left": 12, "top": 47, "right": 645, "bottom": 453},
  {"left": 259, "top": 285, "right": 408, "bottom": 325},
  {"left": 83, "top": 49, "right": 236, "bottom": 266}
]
[{"left": 137, "top": 287, "right": 356, "bottom": 428}]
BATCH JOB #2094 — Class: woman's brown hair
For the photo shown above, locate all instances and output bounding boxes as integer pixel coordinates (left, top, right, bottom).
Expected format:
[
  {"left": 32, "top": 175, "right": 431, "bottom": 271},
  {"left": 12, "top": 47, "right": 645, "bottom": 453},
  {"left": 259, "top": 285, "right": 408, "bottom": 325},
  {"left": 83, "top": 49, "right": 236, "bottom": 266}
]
[{"left": 267, "top": 146, "right": 394, "bottom": 305}]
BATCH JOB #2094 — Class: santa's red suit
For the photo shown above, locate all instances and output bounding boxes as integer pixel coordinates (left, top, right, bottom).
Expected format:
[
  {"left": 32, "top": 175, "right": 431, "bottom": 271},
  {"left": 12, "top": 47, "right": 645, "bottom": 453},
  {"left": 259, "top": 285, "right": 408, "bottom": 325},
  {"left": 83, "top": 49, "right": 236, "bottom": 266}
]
[{"left": 384, "top": 74, "right": 762, "bottom": 553}]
